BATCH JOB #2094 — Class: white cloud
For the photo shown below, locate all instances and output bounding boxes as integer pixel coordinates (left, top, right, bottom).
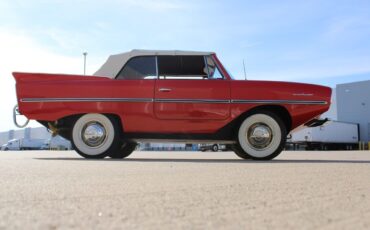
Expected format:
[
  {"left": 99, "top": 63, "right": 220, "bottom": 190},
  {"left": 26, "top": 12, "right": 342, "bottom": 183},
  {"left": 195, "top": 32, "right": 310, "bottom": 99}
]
[
  {"left": 0, "top": 28, "right": 89, "bottom": 132},
  {"left": 322, "top": 16, "right": 370, "bottom": 41},
  {"left": 116, "top": 0, "right": 187, "bottom": 11},
  {"left": 242, "top": 56, "right": 370, "bottom": 82},
  {"left": 12, "top": 0, "right": 188, "bottom": 12},
  {"left": 227, "top": 53, "right": 370, "bottom": 83},
  {"left": 44, "top": 28, "right": 83, "bottom": 51}
]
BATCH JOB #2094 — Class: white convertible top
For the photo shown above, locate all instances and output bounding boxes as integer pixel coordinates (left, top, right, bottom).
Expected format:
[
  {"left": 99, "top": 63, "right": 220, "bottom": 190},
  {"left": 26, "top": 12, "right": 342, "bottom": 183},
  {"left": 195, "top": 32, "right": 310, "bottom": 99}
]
[{"left": 93, "top": 49, "right": 214, "bottom": 78}]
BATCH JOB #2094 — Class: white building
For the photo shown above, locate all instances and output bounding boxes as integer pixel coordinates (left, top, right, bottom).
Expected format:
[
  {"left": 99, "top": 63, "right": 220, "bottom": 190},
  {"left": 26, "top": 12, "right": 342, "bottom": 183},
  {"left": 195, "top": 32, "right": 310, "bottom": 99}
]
[
  {"left": 291, "top": 79, "right": 370, "bottom": 146},
  {"left": 321, "top": 89, "right": 337, "bottom": 120},
  {"left": 0, "top": 127, "right": 51, "bottom": 145},
  {"left": 336, "top": 80, "right": 370, "bottom": 142}
]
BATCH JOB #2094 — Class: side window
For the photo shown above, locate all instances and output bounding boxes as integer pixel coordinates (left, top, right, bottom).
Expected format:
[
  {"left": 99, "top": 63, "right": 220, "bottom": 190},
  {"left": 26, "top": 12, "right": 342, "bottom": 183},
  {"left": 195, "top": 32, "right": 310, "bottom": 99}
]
[
  {"left": 158, "top": 56, "right": 208, "bottom": 79},
  {"left": 206, "top": 56, "right": 224, "bottom": 79},
  {"left": 116, "top": 56, "right": 156, "bottom": 80}
]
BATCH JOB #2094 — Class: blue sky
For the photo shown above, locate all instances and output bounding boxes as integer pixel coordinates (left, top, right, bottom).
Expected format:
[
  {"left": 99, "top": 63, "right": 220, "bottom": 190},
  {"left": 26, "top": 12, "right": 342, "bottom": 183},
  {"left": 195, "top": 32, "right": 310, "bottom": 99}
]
[{"left": 0, "top": 0, "right": 369, "bottom": 131}]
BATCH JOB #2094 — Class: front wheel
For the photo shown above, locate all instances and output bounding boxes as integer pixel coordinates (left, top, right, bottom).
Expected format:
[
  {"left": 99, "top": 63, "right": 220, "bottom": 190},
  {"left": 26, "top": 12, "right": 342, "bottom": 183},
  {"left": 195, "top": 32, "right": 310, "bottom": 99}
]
[
  {"left": 71, "top": 114, "right": 122, "bottom": 159},
  {"left": 233, "top": 112, "right": 287, "bottom": 160}
]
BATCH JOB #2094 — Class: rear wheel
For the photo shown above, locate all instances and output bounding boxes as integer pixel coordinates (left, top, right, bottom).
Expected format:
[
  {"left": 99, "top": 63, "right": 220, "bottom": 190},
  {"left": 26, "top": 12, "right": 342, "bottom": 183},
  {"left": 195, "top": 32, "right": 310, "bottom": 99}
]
[
  {"left": 71, "top": 114, "right": 122, "bottom": 159},
  {"left": 212, "top": 144, "right": 219, "bottom": 152},
  {"left": 233, "top": 111, "right": 287, "bottom": 160},
  {"left": 109, "top": 142, "right": 137, "bottom": 159}
]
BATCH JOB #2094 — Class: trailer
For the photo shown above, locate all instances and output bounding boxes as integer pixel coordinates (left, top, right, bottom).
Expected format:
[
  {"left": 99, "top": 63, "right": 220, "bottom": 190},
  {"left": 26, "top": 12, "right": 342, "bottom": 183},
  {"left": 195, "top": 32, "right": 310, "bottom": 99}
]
[
  {"left": 2, "top": 138, "right": 46, "bottom": 151},
  {"left": 289, "top": 121, "right": 359, "bottom": 150},
  {"left": 40, "top": 136, "right": 72, "bottom": 150},
  {"left": 198, "top": 143, "right": 231, "bottom": 152}
]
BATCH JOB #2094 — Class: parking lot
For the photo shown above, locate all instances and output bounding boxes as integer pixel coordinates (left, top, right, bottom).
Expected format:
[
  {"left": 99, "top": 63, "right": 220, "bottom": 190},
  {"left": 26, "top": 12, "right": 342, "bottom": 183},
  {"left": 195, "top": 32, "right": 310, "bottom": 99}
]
[{"left": 0, "top": 150, "right": 369, "bottom": 229}]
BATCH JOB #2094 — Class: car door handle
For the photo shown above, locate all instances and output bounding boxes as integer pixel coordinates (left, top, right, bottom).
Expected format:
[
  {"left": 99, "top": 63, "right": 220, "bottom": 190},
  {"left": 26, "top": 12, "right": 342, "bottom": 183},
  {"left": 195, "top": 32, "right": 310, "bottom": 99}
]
[{"left": 159, "top": 88, "right": 172, "bottom": 92}]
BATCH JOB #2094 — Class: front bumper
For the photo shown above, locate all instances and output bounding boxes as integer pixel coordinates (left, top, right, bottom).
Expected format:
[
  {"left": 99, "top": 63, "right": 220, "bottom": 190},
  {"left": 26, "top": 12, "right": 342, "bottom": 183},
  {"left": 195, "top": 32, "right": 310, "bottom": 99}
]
[{"left": 304, "top": 118, "right": 329, "bottom": 127}]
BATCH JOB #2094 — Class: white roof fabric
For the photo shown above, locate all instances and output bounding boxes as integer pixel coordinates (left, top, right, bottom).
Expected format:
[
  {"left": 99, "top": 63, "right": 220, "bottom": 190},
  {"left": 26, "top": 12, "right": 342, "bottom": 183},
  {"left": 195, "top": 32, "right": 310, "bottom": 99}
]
[{"left": 93, "top": 49, "right": 214, "bottom": 78}]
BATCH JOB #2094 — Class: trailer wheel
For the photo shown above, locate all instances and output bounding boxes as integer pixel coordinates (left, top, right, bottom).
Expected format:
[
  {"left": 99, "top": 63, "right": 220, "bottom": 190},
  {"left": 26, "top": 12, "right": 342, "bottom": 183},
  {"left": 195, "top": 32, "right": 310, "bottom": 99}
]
[
  {"left": 71, "top": 114, "right": 121, "bottom": 159},
  {"left": 109, "top": 142, "right": 137, "bottom": 159},
  {"left": 212, "top": 144, "right": 219, "bottom": 152},
  {"left": 233, "top": 111, "right": 286, "bottom": 160}
]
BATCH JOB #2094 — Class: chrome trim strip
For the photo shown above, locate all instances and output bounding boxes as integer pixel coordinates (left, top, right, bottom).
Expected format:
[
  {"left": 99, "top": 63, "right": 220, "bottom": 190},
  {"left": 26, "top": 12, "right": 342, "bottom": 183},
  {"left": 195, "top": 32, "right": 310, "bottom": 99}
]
[
  {"left": 20, "top": 98, "right": 327, "bottom": 105},
  {"left": 292, "top": 93, "right": 313, "bottom": 96},
  {"left": 131, "top": 139, "right": 237, "bottom": 144},
  {"left": 204, "top": 56, "right": 210, "bottom": 79},
  {"left": 154, "top": 99, "right": 230, "bottom": 104},
  {"left": 20, "top": 98, "right": 154, "bottom": 103},
  {"left": 155, "top": 56, "right": 159, "bottom": 79},
  {"left": 231, "top": 100, "right": 327, "bottom": 105}
]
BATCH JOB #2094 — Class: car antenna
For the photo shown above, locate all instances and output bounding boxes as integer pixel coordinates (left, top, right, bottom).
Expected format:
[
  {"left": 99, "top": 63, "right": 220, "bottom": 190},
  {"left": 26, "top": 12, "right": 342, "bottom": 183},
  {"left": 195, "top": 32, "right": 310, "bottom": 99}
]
[
  {"left": 243, "top": 59, "right": 247, "bottom": 80},
  {"left": 83, "top": 52, "right": 88, "bottom": 75}
]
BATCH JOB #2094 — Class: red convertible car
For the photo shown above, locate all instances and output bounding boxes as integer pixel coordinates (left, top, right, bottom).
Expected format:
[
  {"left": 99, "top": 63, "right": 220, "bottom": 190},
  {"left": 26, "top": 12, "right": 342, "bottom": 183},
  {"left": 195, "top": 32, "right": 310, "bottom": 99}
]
[{"left": 13, "top": 50, "right": 331, "bottom": 160}]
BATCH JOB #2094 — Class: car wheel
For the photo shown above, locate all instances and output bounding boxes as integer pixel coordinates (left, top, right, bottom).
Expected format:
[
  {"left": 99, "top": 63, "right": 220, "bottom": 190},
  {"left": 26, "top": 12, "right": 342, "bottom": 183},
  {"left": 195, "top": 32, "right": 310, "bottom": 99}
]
[
  {"left": 231, "top": 144, "right": 250, "bottom": 159},
  {"left": 212, "top": 144, "right": 218, "bottom": 152},
  {"left": 71, "top": 114, "right": 121, "bottom": 159},
  {"left": 109, "top": 142, "right": 137, "bottom": 159},
  {"left": 234, "top": 111, "right": 286, "bottom": 160}
]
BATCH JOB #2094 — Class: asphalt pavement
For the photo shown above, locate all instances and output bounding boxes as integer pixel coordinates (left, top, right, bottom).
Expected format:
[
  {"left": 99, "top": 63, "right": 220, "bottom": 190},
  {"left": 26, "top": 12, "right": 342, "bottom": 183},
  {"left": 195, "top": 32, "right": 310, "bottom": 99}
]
[{"left": 0, "top": 150, "right": 369, "bottom": 229}]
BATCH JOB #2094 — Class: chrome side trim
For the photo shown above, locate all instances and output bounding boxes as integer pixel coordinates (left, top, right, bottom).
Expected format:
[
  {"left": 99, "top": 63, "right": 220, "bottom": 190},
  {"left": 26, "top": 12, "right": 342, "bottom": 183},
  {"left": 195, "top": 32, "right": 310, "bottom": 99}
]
[
  {"left": 131, "top": 138, "right": 237, "bottom": 144},
  {"left": 154, "top": 99, "right": 230, "bottom": 104},
  {"left": 155, "top": 56, "right": 159, "bottom": 79},
  {"left": 231, "top": 100, "right": 327, "bottom": 105},
  {"left": 292, "top": 93, "right": 313, "bottom": 96},
  {"left": 20, "top": 98, "right": 327, "bottom": 105},
  {"left": 20, "top": 98, "right": 154, "bottom": 103}
]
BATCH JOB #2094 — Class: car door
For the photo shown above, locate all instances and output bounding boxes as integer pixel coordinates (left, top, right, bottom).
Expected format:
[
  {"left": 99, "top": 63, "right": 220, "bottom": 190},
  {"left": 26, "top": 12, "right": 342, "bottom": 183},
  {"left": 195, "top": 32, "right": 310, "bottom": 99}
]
[
  {"left": 154, "top": 55, "right": 230, "bottom": 120},
  {"left": 111, "top": 56, "right": 156, "bottom": 132}
]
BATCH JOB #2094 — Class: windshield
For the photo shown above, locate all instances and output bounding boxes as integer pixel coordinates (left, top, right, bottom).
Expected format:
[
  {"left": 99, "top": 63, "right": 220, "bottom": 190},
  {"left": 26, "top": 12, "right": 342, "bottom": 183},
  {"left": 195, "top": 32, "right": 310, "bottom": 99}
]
[{"left": 224, "top": 67, "right": 235, "bottom": 80}]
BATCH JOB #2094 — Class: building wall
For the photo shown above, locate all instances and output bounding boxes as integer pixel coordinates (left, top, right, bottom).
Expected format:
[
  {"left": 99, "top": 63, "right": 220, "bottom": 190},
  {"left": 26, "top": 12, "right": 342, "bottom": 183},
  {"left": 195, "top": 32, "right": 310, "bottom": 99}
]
[
  {"left": 0, "top": 127, "right": 51, "bottom": 145},
  {"left": 337, "top": 80, "right": 370, "bottom": 142},
  {"left": 321, "top": 89, "right": 337, "bottom": 120},
  {"left": 0, "top": 133, "right": 8, "bottom": 145},
  {"left": 29, "top": 127, "right": 52, "bottom": 139}
]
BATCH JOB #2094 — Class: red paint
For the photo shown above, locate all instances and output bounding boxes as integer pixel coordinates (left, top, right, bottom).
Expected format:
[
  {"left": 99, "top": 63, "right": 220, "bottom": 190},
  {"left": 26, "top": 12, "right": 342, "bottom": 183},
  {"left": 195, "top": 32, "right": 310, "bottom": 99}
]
[
  {"left": 154, "top": 79, "right": 230, "bottom": 120},
  {"left": 13, "top": 55, "right": 331, "bottom": 135}
]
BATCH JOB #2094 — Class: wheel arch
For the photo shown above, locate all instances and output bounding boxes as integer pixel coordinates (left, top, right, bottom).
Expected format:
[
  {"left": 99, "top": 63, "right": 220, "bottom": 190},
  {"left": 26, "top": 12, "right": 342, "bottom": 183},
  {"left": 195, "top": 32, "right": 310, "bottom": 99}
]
[
  {"left": 234, "top": 105, "right": 292, "bottom": 133},
  {"left": 37, "top": 113, "right": 125, "bottom": 140}
]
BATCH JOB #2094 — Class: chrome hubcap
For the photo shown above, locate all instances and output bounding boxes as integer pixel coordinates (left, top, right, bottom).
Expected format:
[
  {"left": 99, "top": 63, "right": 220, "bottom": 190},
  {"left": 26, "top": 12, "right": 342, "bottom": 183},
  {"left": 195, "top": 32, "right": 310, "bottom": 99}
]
[
  {"left": 81, "top": 122, "right": 107, "bottom": 147},
  {"left": 247, "top": 123, "right": 273, "bottom": 150}
]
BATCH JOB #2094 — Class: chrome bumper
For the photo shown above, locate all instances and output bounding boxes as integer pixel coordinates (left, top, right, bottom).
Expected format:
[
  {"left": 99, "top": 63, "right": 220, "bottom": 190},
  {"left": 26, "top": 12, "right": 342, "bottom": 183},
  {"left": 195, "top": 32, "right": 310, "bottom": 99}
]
[{"left": 304, "top": 118, "right": 329, "bottom": 127}]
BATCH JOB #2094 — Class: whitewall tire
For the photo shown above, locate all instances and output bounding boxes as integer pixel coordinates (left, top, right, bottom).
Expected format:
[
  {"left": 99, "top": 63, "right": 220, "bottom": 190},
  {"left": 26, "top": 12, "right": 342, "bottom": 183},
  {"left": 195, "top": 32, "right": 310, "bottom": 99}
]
[
  {"left": 234, "top": 112, "right": 286, "bottom": 160},
  {"left": 72, "top": 114, "right": 120, "bottom": 159}
]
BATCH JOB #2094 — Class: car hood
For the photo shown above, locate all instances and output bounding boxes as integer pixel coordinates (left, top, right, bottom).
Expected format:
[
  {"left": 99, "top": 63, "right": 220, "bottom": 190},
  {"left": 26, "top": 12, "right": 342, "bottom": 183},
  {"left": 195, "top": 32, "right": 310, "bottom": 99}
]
[{"left": 231, "top": 80, "right": 332, "bottom": 104}]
